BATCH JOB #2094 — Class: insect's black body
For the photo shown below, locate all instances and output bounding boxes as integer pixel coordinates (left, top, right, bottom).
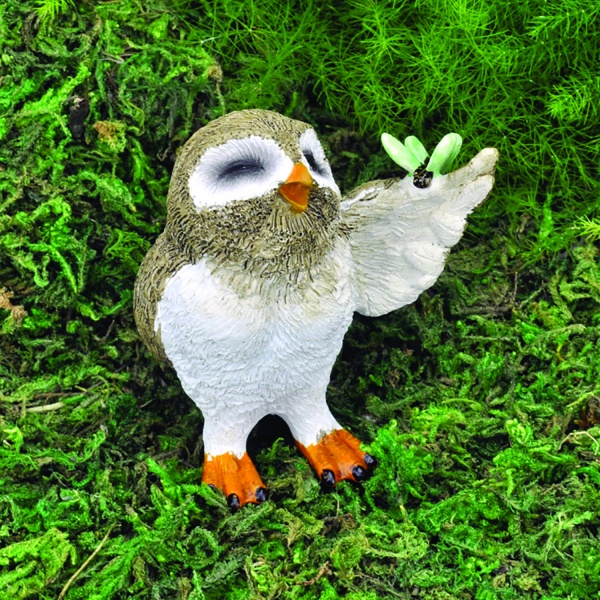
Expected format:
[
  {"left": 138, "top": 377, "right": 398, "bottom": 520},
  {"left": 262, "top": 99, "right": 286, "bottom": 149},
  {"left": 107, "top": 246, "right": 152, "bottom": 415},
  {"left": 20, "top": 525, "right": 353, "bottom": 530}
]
[{"left": 413, "top": 159, "right": 433, "bottom": 188}]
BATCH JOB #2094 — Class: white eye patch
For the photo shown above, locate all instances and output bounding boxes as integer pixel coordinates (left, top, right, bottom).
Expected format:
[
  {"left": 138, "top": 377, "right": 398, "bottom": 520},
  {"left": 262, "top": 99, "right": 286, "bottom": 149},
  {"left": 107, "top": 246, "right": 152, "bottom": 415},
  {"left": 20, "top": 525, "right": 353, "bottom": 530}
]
[
  {"left": 188, "top": 136, "right": 293, "bottom": 210},
  {"left": 299, "top": 129, "right": 340, "bottom": 197}
]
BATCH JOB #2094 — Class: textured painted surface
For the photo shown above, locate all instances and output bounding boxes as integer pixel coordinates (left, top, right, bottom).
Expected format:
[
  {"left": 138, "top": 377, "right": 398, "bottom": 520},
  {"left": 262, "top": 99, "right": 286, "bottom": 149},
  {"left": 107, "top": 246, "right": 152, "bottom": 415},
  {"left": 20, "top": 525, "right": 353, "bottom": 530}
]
[{"left": 155, "top": 246, "right": 352, "bottom": 455}]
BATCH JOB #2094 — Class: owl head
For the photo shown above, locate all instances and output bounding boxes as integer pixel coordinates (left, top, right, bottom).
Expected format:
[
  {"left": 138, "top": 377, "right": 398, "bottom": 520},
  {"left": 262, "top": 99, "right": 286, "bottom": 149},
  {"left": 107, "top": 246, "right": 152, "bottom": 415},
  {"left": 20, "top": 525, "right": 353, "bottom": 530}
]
[{"left": 164, "top": 110, "right": 342, "bottom": 274}]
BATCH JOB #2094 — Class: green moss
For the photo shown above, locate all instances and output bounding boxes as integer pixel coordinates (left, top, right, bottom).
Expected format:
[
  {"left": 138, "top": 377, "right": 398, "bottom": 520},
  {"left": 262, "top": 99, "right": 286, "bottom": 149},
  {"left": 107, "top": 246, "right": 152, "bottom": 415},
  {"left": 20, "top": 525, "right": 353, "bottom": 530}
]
[
  {"left": 0, "top": 527, "right": 76, "bottom": 599},
  {"left": 1, "top": 0, "right": 600, "bottom": 598}
]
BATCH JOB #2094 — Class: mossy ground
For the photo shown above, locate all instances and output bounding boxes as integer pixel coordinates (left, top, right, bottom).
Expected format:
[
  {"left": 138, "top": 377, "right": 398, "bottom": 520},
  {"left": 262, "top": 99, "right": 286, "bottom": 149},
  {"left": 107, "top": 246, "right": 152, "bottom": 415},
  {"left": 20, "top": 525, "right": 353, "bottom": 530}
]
[{"left": 1, "top": 0, "right": 600, "bottom": 598}]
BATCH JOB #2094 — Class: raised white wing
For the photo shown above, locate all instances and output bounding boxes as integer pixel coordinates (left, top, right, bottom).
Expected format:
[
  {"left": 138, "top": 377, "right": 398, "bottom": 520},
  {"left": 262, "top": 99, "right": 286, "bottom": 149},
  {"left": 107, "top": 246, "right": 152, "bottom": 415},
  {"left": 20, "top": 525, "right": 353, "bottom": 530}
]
[{"left": 341, "top": 148, "right": 498, "bottom": 317}]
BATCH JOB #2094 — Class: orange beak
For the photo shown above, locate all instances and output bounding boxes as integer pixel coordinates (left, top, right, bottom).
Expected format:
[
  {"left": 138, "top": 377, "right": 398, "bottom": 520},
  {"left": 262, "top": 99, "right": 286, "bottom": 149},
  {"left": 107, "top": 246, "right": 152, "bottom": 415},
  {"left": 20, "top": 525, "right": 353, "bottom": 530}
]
[{"left": 278, "top": 162, "right": 313, "bottom": 213}]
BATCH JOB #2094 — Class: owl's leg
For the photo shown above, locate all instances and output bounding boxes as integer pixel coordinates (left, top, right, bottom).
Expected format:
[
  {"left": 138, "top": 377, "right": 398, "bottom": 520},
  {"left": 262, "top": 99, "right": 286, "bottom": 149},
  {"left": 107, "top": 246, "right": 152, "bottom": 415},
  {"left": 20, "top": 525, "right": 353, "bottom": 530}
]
[
  {"left": 201, "top": 410, "right": 267, "bottom": 510},
  {"left": 296, "top": 429, "right": 376, "bottom": 487},
  {"left": 202, "top": 453, "right": 267, "bottom": 510},
  {"left": 280, "top": 401, "right": 375, "bottom": 487}
]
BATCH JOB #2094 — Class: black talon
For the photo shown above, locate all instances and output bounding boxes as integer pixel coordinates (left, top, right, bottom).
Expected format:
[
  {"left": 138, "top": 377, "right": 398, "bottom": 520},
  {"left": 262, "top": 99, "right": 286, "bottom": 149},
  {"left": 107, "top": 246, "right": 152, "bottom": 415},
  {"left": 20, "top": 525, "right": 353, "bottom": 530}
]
[
  {"left": 255, "top": 487, "right": 268, "bottom": 503},
  {"left": 208, "top": 483, "right": 216, "bottom": 491},
  {"left": 227, "top": 493, "right": 241, "bottom": 511},
  {"left": 321, "top": 469, "right": 336, "bottom": 488},
  {"left": 364, "top": 453, "right": 376, "bottom": 470},
  {"left": 352, "top": 465, "right": 367, "bottom": 481}
]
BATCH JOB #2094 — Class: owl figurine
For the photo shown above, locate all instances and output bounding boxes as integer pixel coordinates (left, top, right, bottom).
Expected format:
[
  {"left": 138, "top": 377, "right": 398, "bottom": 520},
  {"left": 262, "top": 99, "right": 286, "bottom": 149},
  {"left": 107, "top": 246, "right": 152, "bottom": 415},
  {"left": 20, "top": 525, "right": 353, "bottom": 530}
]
[{"left": 134, "top": 109, "right": 498, "bottom": 509}]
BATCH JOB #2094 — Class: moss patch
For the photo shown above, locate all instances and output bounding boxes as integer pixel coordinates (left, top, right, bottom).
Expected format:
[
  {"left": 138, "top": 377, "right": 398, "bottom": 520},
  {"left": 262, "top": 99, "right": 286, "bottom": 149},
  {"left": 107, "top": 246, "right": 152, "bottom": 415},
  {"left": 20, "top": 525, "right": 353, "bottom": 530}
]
[{"left": 1, "top": 0, "right": 600, "bottom": 598}]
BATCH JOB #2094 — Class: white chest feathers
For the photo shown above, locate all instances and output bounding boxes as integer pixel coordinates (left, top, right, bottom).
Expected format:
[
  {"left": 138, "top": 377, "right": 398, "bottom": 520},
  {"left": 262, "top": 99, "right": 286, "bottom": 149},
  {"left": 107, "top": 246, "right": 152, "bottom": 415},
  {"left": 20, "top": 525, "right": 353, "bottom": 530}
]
[{"left": 154, "top": 239, "right": 355, "bottom": 420}]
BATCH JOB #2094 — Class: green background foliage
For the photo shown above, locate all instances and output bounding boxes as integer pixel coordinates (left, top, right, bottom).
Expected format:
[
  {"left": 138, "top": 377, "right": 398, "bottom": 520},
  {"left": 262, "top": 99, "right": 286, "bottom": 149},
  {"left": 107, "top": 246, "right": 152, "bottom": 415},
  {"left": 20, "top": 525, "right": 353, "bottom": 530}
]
[{"left": 1, "top": 0, "right": 599, "bottom": 598}]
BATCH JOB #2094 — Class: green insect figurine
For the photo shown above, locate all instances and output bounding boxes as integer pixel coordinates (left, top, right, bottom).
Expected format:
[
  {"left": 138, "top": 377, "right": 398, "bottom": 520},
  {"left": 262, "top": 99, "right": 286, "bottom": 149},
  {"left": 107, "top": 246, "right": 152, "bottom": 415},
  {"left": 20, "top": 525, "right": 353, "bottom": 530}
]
[{"left": 381, "top": 132, "right": 463, "bottom": 188}]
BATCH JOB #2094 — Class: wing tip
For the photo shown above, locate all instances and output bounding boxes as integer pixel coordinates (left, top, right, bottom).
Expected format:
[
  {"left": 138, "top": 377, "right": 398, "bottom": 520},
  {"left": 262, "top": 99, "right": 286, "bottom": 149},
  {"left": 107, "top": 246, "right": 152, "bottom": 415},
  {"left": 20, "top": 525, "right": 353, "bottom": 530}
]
[{"left": 470, "top": 147, "right": 499, "bottom": 176}]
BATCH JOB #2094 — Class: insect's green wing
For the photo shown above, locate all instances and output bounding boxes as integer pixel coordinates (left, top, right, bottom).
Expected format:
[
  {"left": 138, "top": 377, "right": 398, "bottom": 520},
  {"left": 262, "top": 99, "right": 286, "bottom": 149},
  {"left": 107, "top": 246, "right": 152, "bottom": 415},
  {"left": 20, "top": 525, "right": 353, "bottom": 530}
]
[
  {"left": 381, "top": 133, "right": 422, "bottom": 172},
  {"left": 428, "top": 133, "right": 463, "bottom": 175},
  {"left": 404, "top": 136, "right": 429, "bottom": 165}
]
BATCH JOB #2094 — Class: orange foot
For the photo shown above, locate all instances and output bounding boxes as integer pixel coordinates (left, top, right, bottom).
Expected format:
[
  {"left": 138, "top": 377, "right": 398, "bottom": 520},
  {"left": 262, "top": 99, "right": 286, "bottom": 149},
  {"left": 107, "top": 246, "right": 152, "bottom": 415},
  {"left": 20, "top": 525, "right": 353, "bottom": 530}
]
[
  {"left": 202, "top": 452, "right": 268, "bottom": 510},
  {"left": 295, "top": 429, "right": 376, "bottom": 487}
]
